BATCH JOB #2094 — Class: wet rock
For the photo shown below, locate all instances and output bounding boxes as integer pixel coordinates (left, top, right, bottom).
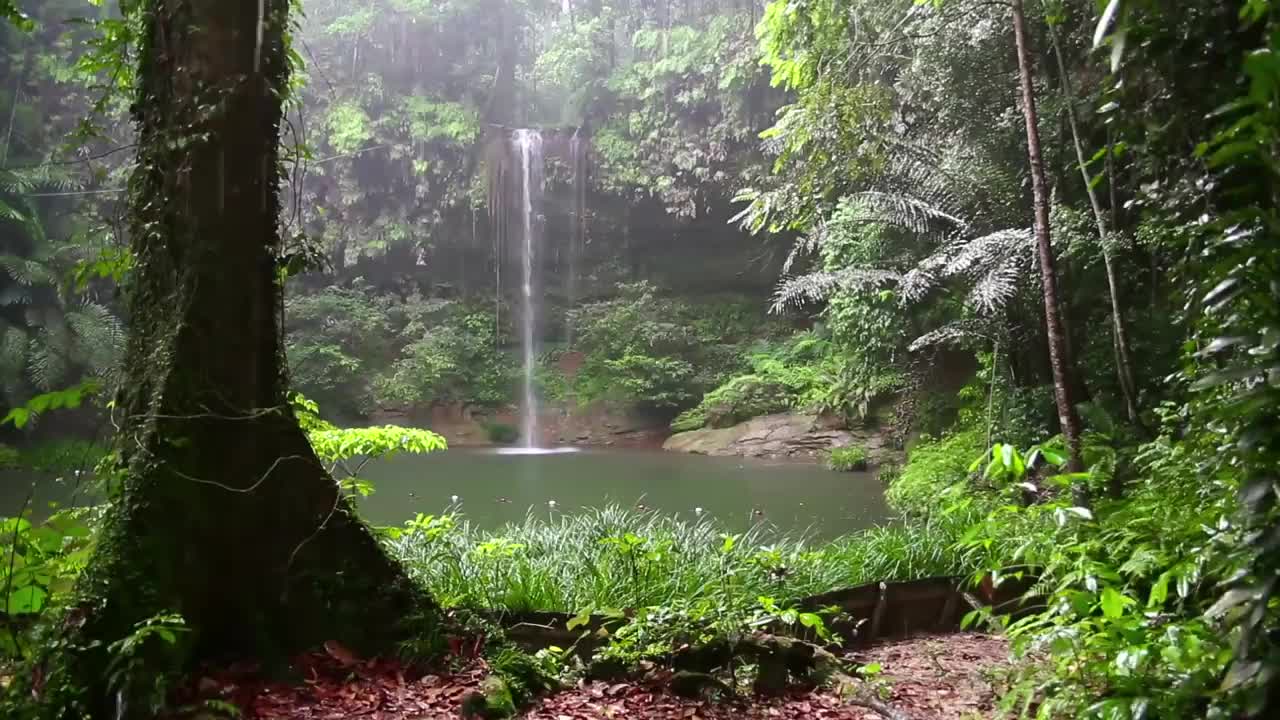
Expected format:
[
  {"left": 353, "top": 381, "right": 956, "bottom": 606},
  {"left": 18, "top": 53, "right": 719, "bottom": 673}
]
[{"left": 663, "top": 412, "right": 901, "bottom": 465}]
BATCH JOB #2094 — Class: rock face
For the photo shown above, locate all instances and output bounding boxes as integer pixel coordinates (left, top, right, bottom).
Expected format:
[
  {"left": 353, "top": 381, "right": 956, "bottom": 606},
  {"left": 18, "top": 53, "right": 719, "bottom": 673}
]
[
  {"left": 663, "top": 412, "right": 899, "bottom": 464},
  {"left": 371, "top": 399, "right": 669, "bottom": 449}
]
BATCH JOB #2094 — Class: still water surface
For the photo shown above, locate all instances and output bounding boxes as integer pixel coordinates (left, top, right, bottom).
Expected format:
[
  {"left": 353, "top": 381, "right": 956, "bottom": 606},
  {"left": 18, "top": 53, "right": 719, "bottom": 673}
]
[
  {"left": 0, "top": 448, "right": 892, "bottom": 540},
  {"left": 357, "top": 447, "right": 890, "bottom": 540}
]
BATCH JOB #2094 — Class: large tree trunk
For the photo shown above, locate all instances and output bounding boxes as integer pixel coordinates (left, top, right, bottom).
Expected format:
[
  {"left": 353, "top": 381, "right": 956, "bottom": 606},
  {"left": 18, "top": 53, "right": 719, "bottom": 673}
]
[
  {"left": 1011, "top": 0, "right": 1088, "bottom": 490},
  {"left": 41, "top": 2, "right": 433, "bottom": 716}
]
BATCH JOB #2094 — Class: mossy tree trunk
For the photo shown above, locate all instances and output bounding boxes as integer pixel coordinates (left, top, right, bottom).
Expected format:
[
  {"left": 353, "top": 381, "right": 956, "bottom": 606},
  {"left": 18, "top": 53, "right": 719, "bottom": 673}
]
[{"left": 40, "top": 1, "right": 433, "bottom": 716}]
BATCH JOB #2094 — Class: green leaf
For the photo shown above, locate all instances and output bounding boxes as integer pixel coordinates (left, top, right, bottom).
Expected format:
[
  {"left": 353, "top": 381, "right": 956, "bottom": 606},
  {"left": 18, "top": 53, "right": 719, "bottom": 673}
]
[
  {"left": 1100, "top": 586, "right": 1132, "bottom": 619},
  {"left": 1148, "top": 572, "right": 1170, "bottom": 608},
  {"left": 5, "top": 585, "right": 47, "bottom": 614}
]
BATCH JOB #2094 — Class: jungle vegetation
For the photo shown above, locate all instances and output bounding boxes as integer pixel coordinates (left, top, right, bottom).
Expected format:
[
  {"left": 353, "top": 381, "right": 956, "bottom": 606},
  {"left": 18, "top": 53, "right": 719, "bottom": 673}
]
[{"left": 0, "top": 0, "right": 1276, "bottom": 718}]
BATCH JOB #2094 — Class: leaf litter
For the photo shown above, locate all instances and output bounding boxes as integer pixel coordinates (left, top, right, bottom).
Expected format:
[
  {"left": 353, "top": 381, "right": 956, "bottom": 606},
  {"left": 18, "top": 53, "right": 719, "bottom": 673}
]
[{"left": 177, "top": 633, "right": 1008, "bottom": 719}]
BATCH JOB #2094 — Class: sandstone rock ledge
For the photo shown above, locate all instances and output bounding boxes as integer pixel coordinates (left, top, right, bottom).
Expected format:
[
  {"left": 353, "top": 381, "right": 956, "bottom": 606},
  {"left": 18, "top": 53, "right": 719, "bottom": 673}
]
[{"left": 663, "top": 412, "right": 899, "bottom": 464}]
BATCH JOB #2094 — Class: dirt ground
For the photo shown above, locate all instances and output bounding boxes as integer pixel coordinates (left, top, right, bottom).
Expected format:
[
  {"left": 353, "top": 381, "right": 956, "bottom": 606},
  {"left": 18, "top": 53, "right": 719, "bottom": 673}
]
[{"left": 187, "top": 632, "right": 1010, "bottom": 720}]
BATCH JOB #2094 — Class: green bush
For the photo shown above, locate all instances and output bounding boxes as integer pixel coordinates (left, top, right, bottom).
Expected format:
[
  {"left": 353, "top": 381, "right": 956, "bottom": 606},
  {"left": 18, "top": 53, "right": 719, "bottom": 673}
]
[
  {"left": 669, "top": 407, "right": 707, "bottom": 433},
  {"left": 887, "top": 429, "right": 984, "bottom": 515},
  {"left": 286, "top": 282, "right": 395, "bottom": 415},
  {"left": 676, "top": 330, "right": 906, "bottom": 432},
  {"left": 827, "top": 446, "right": 868, "bottom": 471},
  {"left": 374, "top": 309, "right": 515, "bottom": 409},
  {"left": 570, "top": 282, "right": 781, "bottom": 411},
  {"left": 483, "top": 421, "right": 519, "bottom": 445}
]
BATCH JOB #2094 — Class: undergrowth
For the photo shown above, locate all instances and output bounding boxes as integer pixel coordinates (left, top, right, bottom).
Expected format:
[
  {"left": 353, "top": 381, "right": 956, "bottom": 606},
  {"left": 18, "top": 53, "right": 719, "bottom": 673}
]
[{"left": 387, "top": 504, "right": 977, "bottom": 613}]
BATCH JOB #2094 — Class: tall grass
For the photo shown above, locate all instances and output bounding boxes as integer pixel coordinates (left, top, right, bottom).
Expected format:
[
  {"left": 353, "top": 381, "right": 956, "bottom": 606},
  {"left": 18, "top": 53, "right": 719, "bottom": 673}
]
[{"left": 388, "top": 504, "right": 980, "bottom": 613}]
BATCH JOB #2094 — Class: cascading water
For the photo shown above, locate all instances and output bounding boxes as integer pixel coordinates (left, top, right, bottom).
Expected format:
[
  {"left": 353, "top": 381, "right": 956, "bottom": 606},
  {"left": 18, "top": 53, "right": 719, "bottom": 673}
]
[
  {"left": 567, "top": 129, "right": 585, "bottom": 348},
  {"left": 513, "top": 129, "right": 543, "bottom": 448}
]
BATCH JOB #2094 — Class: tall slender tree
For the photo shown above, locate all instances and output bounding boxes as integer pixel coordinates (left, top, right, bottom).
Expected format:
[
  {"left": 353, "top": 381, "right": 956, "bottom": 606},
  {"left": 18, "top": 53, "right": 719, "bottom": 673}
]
[
  {"left": 1010, "top": 0, "right": 1087, "bottom": 488},
  {"left": 42, "top": 2, "right": 433, "bottom": 715},
  {"left": 1044, "top": 16, "right": 1143, "bottom": 431}
]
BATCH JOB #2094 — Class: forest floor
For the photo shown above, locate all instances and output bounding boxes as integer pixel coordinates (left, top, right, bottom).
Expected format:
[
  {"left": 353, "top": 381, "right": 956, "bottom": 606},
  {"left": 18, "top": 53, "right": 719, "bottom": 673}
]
[{"left": 187, "top": 633, "right": 1010, "bottom": 719}]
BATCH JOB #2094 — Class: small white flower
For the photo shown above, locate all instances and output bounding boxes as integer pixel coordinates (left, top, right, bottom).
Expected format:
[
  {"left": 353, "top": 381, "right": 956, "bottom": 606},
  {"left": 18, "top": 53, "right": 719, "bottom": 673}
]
[
  {"left": 694, "top": 507, "right": 703, "bottom": 516},
  {"left": 450, "top": 494, "right": 459, "bottom": 503},
  {"left": 548, "top": 500, "right": 557, "bottom": 508}
]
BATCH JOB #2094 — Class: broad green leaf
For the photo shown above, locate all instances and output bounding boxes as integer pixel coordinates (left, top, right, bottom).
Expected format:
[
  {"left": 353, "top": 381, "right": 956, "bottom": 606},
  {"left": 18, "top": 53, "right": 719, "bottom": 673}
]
[{"left": 1100, "top": 587, "right": 1131, "bottom": 619}]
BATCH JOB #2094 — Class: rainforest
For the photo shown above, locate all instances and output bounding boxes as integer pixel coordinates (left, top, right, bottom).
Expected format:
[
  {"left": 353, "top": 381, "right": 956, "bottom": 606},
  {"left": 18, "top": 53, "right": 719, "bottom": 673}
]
[{"left": 0, "top": 0, "right": 1277, "bottom": 718}]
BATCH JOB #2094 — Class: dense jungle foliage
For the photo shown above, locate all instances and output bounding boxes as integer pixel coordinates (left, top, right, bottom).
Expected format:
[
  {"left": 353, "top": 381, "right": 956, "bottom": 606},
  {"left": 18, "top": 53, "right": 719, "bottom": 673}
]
[{"left": 0, "top": 0, "right": 1277, "bottom": 718}]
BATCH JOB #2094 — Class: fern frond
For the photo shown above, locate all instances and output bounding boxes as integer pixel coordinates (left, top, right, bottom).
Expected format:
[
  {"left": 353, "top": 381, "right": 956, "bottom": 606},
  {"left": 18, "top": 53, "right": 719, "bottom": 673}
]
[
  {"left": 846, "top": 190, "right": 967, "bottom": 234},
  {"left": 968, "top": 260, "right": 1023, "bottom": 315},
  {"left": 908, "top": 319, "right": 999, "bottom": 352},
  {"left": 0, "top": 325, "right": 27, "bottom": 380},
  {"left": 944, "top": 228, "right": 1032, "bottom": 278},
  {"left": 0, "top": 284, "right": 33, "bottom": 306},
  {"left": 771, "top": 267, "right": 900, "bottom": 313},
  {"left": 0, "top": 197, "right": 26, "bottom": 222},
  {"left": 27, "top": 327, "right": 71, "bottom": 392},
  {"left": 66, "top": 301, "right": 125, "bottom": 383},
  {"left": 0, "top": 254, "right": 56, "bottom": 287}
]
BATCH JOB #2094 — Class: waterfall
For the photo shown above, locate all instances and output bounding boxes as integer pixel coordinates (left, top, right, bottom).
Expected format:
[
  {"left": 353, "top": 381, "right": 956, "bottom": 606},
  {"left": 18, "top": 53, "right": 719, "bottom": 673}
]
[
  {"left": 567, "top": 129, "right": 585, "bottom": 348},
  {"left": 513, "top": 129, "right": 543, "bottom": 448}
]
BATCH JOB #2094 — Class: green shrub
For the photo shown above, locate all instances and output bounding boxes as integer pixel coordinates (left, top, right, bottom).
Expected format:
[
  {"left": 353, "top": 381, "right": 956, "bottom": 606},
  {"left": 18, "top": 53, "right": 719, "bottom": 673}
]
[
  {"left": 678, "top": 330, "right": 906, "bottom": 432},
  {"left": 286, "top": 282, "right": 395, "bottom": 414},
  {"left": 483, "top": 421, "right": 519, "bottom": 445},
  {"left": 669, "top": 407, "right": 707, "bottom": 433},
  {"left": 374, "top": 310, "right": 515, "bottom": 409},
  {"left": 887, "top": 429, "right": 984, "bottom": 515},
  {"left": 827, "top": 446, "right": 868, "bottom": 471},
  {"left": 569, "top": 282, "right": 780, "bottom": 411},
  {"left": 696, "top": 373, "right": 794, "bottom": 427}
]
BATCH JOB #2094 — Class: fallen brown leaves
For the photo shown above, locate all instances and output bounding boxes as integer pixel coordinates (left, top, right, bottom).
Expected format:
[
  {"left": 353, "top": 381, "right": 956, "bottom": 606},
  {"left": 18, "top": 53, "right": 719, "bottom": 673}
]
[{"left": 178, "top": 633, "right": 1009, "bottom": 720}]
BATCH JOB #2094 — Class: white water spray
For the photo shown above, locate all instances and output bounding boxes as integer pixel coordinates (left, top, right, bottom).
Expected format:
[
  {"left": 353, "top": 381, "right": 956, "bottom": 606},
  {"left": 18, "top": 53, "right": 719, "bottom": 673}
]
[{"left": 513, "top": 129, "right": 543, "bottom": 448}]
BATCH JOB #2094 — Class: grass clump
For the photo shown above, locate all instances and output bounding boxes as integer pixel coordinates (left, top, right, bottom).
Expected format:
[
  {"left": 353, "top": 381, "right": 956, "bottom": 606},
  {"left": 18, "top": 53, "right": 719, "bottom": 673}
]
[
  {"left": 387, "top": 504, "right": 976, "bottom": 613},
  {"left": 826, "top": 446, "right": 867, "bottom": 471}
]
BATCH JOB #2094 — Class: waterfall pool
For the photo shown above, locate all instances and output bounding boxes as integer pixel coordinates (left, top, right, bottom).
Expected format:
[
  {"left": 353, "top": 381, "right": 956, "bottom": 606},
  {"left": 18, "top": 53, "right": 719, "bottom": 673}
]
[
  {"left": 0, "top": 448, "right": 892, "bottom": 540},
  {"left": 356, "top": 447, "right": 890, "bottom": 540}
]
